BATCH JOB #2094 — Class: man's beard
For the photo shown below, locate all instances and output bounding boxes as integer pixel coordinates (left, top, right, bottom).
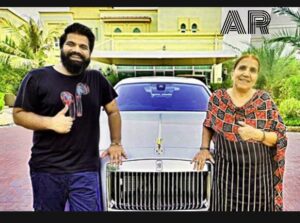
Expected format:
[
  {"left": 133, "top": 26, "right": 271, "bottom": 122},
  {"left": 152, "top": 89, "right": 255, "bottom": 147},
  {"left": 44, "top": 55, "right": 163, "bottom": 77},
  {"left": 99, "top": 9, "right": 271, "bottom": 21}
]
[{"left": 61, "top": 50, "right": 91, "bottom": 75}]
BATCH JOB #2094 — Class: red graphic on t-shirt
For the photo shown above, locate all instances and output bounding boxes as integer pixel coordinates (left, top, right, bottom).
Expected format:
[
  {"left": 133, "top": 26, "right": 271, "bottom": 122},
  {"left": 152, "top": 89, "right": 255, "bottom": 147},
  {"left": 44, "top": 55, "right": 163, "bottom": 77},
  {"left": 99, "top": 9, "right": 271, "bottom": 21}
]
[
  {"left": 60, "top": 91, "right": 76, "bottom": 120},
  {"left": 60, "top": 83, "right": 90, "bottom": 120}
]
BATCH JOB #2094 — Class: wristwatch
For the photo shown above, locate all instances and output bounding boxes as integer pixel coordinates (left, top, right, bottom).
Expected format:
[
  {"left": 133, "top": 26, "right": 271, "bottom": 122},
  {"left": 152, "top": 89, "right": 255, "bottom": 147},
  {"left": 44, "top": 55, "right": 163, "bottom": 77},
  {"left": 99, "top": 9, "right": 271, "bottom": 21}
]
[{"left": 200, "top": 146, "right": 209, "bottom": 151}]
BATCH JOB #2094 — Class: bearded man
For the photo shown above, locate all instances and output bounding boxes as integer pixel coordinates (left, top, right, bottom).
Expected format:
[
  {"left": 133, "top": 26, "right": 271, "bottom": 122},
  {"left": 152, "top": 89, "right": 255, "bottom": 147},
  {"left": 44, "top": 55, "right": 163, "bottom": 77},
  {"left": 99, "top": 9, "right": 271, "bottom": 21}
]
[{"left": 13, "top": 23, "right": 127, "bottom": 212}]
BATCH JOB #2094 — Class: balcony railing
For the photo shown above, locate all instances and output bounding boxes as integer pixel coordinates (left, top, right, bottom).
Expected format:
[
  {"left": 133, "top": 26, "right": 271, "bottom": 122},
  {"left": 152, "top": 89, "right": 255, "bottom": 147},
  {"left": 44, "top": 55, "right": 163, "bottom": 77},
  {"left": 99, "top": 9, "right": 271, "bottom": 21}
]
[{"left": 95, "top": 33, "right": 224, "bottom": 52}]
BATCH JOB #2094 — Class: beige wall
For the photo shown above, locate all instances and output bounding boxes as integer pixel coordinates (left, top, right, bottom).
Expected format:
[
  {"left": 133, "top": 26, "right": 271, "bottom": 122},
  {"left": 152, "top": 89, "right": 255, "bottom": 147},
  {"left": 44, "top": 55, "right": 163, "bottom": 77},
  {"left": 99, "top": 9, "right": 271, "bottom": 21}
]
[
  {"left": 37, "top": 7, "right": 228, "bottom": 82},
  {"left": 157, "top": 7, "right": 222, "bottom": 33},
  {"left": 38, "top": 7, "right": 224, "bottom": 53}
]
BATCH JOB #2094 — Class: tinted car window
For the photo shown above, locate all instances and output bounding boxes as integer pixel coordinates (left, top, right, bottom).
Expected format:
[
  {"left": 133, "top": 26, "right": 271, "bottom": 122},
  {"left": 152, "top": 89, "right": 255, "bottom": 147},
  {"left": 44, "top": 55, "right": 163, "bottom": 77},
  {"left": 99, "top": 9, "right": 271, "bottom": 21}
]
[{"left": 116, "top": 83, "right": 209, "bottom": 111}]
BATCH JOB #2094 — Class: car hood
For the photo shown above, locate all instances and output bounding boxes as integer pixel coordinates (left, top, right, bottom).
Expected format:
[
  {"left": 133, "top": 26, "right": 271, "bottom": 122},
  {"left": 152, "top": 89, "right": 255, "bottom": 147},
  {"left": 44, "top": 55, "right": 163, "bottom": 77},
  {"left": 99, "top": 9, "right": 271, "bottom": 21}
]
[{"left": 99, "top": 111, "right": 207, "bottom": 160}]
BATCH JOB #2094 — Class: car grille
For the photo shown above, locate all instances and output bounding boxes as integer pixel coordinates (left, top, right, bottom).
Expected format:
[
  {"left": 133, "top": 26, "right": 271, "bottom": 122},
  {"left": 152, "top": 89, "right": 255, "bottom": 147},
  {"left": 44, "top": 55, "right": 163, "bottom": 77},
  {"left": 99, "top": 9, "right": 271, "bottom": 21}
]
[{"left": 107, "top": 171, "right": 212, "bottom": 211}]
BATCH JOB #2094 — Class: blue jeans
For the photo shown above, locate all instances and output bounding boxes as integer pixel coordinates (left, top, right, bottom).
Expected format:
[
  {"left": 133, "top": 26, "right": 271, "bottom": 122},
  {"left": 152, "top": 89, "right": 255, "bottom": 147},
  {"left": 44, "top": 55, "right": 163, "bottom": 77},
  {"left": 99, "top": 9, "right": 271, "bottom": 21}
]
[{"left": 30, "top": 171, "right": 102, "bottom": 212}]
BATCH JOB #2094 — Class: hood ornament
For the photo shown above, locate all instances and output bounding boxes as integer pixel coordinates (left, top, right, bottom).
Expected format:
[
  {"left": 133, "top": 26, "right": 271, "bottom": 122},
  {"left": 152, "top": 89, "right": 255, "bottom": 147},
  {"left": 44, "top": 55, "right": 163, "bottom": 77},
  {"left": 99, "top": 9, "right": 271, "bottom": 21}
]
[
  {"left": 155, "top": 114, "right": 164, "bottom": 155},
  {"left": 155, "top": 137, "right": 163, "bottom": 155}
]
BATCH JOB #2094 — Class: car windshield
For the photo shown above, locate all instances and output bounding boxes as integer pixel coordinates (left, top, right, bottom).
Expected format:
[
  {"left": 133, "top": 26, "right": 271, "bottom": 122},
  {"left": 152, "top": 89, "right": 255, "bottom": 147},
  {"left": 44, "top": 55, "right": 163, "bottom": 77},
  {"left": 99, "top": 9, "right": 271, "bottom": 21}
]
[{"left": 115, "top": 83, "right": 210, "bottom": 111}]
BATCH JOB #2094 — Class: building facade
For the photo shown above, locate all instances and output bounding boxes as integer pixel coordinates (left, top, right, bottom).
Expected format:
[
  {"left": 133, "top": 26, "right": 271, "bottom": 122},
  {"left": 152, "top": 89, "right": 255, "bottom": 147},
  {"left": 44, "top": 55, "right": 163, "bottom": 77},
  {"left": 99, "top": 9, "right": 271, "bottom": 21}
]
[
  {"left": 4, "top": 7, "right": 299, "bottom": 84},
  {"left": 38, "top": 8, "right": 238, "bottom": 84}
]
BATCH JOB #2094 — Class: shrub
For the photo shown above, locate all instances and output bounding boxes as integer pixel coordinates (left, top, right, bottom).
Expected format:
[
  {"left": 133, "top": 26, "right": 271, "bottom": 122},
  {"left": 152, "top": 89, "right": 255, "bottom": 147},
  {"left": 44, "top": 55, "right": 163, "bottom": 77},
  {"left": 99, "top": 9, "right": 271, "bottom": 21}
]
[
  {"left": 284, "top": 118, "right": 300, "bottom": 126},
  {"left": 0, "top": 92, "right": 4, "bottom": 111},
  {"left": 280, "top": 75, "right": 300, "bottom": 101},
  {"left": 279, "top": 98, "right": 300, "bottom": 120},
  {"left": 0, "top": 64, "right": 28, "bottom": 94}
]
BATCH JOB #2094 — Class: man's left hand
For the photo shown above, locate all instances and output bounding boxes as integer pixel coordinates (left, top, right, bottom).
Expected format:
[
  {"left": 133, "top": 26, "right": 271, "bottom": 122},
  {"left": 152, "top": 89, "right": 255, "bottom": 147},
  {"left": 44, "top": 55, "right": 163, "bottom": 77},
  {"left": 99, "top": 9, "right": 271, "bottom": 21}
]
[{"left": 100, "top": 145, "right": 127, "bottom": 166}]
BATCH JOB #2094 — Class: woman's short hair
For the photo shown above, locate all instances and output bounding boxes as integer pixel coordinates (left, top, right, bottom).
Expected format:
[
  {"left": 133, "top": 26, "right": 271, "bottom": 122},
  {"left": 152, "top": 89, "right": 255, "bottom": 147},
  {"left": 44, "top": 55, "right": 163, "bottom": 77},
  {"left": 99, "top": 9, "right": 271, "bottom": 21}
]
[{"left": 233, "top": 54, "right": 261, "bottom": 72}]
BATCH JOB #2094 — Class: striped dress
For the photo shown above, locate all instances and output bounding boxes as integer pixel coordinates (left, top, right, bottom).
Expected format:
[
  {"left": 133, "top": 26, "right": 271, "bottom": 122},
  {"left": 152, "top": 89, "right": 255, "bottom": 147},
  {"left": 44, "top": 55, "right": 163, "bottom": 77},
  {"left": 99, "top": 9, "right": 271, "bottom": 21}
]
[
  {"left": 211, "top": 134, "right": 275, "bottom": 211},
  {"left": 203, "top": 89, "right": 287, "bottom": 211}
]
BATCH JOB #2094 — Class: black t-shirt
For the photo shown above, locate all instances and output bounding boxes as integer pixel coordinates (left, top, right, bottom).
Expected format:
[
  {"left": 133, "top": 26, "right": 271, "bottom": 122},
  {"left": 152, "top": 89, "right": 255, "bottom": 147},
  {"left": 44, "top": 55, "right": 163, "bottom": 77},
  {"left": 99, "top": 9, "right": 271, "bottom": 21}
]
[{"left": 14, "top": 66, "right": 118, "bottom": 173}]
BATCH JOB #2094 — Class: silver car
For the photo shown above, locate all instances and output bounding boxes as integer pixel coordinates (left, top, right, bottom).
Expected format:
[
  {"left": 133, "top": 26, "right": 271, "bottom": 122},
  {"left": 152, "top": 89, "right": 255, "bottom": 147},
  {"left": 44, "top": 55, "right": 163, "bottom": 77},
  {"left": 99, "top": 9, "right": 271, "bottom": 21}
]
[{"left": 99, "top": 76, "right": 213, "bottom": 211}]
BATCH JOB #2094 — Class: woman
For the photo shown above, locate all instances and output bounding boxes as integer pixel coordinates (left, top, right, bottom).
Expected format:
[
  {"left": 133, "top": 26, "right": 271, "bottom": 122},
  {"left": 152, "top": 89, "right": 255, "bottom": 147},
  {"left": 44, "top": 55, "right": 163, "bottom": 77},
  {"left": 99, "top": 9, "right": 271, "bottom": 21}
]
[{"left": 192, "top": 54, "right": 287, "bottom": 211}]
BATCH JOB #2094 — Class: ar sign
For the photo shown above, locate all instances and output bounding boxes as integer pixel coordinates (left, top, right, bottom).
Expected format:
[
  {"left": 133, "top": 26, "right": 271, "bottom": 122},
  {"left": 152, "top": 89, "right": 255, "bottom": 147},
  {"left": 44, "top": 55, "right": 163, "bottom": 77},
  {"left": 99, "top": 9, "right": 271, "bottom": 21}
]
[{"left": 221, "top": 10, "right": 271, "bottom": 34}]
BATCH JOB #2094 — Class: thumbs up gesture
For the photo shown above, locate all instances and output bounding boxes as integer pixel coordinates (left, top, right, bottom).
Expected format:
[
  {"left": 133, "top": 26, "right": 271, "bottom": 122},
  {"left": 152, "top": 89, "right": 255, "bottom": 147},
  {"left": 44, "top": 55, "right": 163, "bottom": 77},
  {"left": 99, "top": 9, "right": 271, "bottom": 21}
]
[{"left": 49, "top": 105, "right": 74, "bottom": 134}]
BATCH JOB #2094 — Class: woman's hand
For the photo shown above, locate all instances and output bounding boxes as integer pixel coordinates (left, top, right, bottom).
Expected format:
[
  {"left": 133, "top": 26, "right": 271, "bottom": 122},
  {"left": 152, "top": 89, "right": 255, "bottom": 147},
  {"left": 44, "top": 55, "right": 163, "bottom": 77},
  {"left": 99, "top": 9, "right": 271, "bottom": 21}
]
[
  {"left": 191, "top": 149, "right": 215, "bottom": 171},
  {"left": 238, "top": 121, "right": 263, "bottom": 141}
]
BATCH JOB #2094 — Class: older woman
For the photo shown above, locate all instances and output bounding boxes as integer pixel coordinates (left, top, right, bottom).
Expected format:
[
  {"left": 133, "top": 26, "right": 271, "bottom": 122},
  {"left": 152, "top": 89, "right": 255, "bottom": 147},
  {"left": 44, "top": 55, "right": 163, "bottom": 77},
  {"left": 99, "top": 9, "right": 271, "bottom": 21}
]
[{"left": 192, "top": 54, "right": 287, "bottom": 211}]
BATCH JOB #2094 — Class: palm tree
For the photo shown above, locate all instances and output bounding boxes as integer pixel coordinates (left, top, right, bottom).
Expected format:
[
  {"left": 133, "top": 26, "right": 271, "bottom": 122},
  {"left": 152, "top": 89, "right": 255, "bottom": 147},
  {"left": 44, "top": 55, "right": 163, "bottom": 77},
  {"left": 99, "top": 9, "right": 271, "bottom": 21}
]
[
  {"left": 0, "top": 17, "right": 59, "bottom": 69},
  {"left": 245, "top": 40, "right": 299, "bottom": 103},
  {"left": 0, "top": 17, "right": 61, "bottom": 95},
  {"left": 268, "top": 7, "right": 300, "bottom": 47},
  {"left": 247, "top": 40, "right": 296, "bottom": 83}
]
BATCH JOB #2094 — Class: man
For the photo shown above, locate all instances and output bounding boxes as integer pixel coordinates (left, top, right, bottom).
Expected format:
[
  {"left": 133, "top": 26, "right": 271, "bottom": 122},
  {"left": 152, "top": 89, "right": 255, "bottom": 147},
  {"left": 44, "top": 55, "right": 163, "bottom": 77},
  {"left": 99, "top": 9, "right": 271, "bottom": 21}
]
[{"left": 13, "top": 23, "right": 127, "bottom": 211}]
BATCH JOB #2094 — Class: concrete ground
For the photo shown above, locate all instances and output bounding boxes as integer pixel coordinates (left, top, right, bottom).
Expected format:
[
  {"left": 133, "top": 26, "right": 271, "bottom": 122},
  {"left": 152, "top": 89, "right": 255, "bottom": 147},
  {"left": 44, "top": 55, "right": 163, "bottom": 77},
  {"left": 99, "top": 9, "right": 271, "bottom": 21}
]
[
  {"left": 0, "top": 123, "right": 300, "bottom": 211},
  {"left": 0, "top": 106, "right": 14, "bottom": 127},
  {"left": 0, "top": 107, "right": 300, "bottom": 211}
]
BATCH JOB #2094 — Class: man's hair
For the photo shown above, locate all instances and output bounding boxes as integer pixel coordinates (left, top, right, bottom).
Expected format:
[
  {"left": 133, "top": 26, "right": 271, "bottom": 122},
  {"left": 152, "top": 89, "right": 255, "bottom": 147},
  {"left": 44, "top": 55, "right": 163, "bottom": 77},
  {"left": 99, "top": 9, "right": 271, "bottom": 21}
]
[{"left": 59, "top": 23, "right": 95, "bottom": 52}]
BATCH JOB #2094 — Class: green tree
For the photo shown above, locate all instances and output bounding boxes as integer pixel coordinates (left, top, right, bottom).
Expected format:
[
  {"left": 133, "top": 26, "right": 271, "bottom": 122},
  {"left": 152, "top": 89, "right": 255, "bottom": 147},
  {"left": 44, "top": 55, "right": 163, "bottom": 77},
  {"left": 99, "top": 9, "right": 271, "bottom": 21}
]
[
  {"left": 0, "top": 17, "right": 61, "bottom": 95},
  {"left": 244, "top": 40, "right": 297, "bottom": 93},
  {"left": 269, "top": 7, "right": 300, "bottom": 47},
  {"left": 0, "top": 17, "right": 59, "bottom": 69}
]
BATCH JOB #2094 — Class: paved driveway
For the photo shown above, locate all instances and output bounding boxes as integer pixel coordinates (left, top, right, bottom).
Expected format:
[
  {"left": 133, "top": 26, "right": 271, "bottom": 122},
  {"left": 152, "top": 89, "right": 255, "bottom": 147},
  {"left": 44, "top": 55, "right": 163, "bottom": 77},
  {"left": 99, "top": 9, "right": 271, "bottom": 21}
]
[{"left": 0, "top": 125, "right": 299, "bottom": 211}]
